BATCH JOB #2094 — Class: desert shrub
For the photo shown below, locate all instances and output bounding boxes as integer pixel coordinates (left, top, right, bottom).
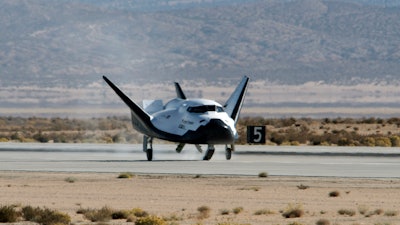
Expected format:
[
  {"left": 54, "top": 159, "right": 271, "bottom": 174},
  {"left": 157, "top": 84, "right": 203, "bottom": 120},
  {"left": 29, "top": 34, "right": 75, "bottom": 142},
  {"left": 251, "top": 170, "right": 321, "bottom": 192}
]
[
  {"left": 112, "top": 210, "right": 130, "bottom": 219},
  {"left": 361, "top": 117, "right": 377, "bottom": 124},
  {"left": 130, "top": 208, "right": 149, "bottom": 218},
  {"left": 83, "top": 206, "right": 114, "bottom": 222},
  {"left": 36, "top": 209, "right": 70, "bottom": 225},
  {"left": 338, "top": 209, "right": 356, "bottom": 216},
  {"left": 220, "top": 209, "right": 230, "bottom": 215},
  {"left": 22, "top": 206, "right": 41, "bottom": 221},
  {"left": 297, "top": 184, "right": 309, "bottom": 190},
  {"left": 197, "top": 205, "right": 211, "bottom": 219},
  {"left": 282, "top": 204, "right": 304, "bottom": 218},
  {"left": 284, "top": 127, "right": 309, "bottom": 144},
  {"left": 281, "top": 117, "right": 297, "bottom": 127},
  {"left": 162, "top": 213, "right": 182, "bottom": 222},
  {"left": 338, "top": 138, "right": 352, "bottom": 146},
  {"left": 76, "top": 207, "right": 86, "bottom": 214},
  {"left": 127, "top": 215, "right": 136, "bottom": 222},
  {"left": 33, "top": 131, "right": 50, "bottom": 143},
  {"left": 64, "top": 177, "right": 77, "bottom": 183},
  {"left": 118, "top": 172, "right": 135, "bottom": 179},
  {"left": 374, "top": 137, "right": 391, "bottom": 147},
  {"left": 22, "top": 206, "right": 70, "bottom": 225},
  {"left": 291, "top": 141, "right": 300, "bottom": 146},
  {"left": 390, "top": 136, "right": 400, "bottom": 147},
  {"left": 135, "top": 215, "right": 167, "bottom": 225},
  {"left": 0, "top": 137, "right": 9, "bottom": 142},
  {"left": 232, "top": 207, "right": 244, "bottom": 214},
  {"left": 287, "top": 222, "right": 306, "bottom": 225},
  {"left": 329, "top": 190, "right": 340, "bottom": 197},
  {"left": 216, "top": 223, "right": 252, "bottom": 225},
  {"left": 316, "top": 219, "right": 330, "bottom": 225},
  {"left": 363, "top": 137, "right": 376, "bottom": 146},
  {"left": 238, "top": 186, "right": 260, "bottom": 191},
  {"left": 358, "top": 205, "right": 369, "bottom": 215},
  {"left": 384, "top": 210, "right": 398, "bottom": 216},
  {"left": 254, "top": 209, "right": 274, "bottom": 215},
  {"left": 374, "top": 209, "right": 384, "bottom": 215},
  {"left": 270, "top": 132, "right": 287, "bottom": 145},
  {"left": 0, "top": 205, "right": 20, "bottom": 222},
  {"left": 311, "top": 131, "right": 351, "bottom": 146},
  {"left": 258, "top": 172, "right": 268, "bottom": 178}
]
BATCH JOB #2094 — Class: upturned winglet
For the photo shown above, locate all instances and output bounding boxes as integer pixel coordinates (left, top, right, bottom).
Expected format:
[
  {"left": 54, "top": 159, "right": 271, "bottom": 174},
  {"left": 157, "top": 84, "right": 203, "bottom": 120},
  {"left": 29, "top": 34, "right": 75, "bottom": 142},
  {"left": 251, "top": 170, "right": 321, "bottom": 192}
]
[
  {"left": 174, "top": 82, "right": 187, "bottom": 99},
  {"left": 224, "top": 76, "right": 249, "bottom": 123},
  {"left": 102, "top": 76, "right": 153, "bottom": 134}
]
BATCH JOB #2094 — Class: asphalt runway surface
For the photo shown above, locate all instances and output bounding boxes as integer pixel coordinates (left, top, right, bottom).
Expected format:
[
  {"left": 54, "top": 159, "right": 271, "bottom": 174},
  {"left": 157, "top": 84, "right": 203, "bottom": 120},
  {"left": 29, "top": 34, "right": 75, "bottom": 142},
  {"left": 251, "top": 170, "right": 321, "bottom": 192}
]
[{"left": 1, "top": 143, "right": 400, "bottom": 178}]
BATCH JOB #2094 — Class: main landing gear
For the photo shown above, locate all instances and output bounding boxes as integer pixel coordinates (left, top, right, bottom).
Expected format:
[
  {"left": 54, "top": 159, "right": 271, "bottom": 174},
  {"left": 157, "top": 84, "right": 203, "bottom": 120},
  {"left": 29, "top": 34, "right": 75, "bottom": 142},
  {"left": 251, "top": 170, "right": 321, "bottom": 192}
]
[
  {"left": 203, "top": 144, "right": 234, "bottom": 160},
  {"left": 177, "top": 143, "right": 210, "bottom": 160},
  {"left": 203, "top": 144, "right": 215, "bottom": 160},
  {"left": 144, "top": 138, "right": 234, "bottom": 161},
  {"left": 143, "top": 136, "right": 153, "bottom": 161},
  {"left": 176, "top": 143, "right": 204, "bottom": 154}
]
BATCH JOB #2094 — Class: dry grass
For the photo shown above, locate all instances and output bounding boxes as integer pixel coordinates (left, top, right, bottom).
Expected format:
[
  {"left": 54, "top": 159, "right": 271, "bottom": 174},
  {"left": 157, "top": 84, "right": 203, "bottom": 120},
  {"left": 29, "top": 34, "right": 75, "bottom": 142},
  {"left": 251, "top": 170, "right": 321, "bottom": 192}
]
[
  {"left": 64, "top": 177, "right": 77, "bottom": 183},
  {"left": 162, "top": 213, "right": 183, "bottom": 222},
  {"left": 338, "top": 209, "right": 356, "bottom": 216},
  {"left": 197, "top": 206, "right": 211, "bottom": 219},
  {"left": 216, "top": 223, "right": 252, "bottom": 225},
  {"left": 135, "top": 215, "right": 167, "bottom": 225},
  {"left": 328, "top": 190, "right": 340, "bottom": 197},
  {"left": 238, "top": 186, "right": 260, "bottom": 191},
  {"left": 233, "top": 207, "right": 244, "bottom": 215},
  {"left": 117, "top": 172, "right": 135, "bottom": 179},
  {"left": 316, "top": 219, "right": 330, "bottom": 225},
  {"left": 80, "top": 206, "right": 114, "bottom": 222},
  {"left": 254, "top": 209, "right": 275, "bottom": 216},
  {"left": 111, "top": 210, "right": 130, "bottom": 219},
  {"left": 0, "top": 205, "right": 20, "bottom": 223},
  {"left": 384, "top": 210, "right": 398, "bottom": 217},
  {"left": 22, "top": 206, "right": 70, "bottom": 225},
  {"left": 258, "top": 172, "right": 268, "bottom": 178},
  {"left": 220, "top": 209, "right": 230, "bottom": 215},
  {"left": 297, "top": 184, "right": 310, "bottom": 190},
  {"left": 282, "top": 204, "right": 304, "bottom": 218},
  {"left": 358, "top": 205, "right": 369, "bottom": 215}
]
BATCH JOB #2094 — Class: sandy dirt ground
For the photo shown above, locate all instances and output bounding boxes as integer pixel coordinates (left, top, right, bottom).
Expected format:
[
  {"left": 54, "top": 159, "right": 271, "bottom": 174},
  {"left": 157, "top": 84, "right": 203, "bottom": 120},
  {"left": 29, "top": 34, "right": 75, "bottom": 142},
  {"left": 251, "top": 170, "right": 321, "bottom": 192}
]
[{"left": 1, "top": 171, "right": 400, "bottom": 225}]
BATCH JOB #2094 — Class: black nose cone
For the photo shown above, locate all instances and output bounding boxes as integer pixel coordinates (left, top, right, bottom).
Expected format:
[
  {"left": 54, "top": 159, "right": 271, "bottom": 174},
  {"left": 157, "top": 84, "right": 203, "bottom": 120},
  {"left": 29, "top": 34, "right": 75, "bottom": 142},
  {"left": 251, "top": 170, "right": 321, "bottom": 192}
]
[{"left": 203, "top": 119, "right": 234, "bottom": 144}]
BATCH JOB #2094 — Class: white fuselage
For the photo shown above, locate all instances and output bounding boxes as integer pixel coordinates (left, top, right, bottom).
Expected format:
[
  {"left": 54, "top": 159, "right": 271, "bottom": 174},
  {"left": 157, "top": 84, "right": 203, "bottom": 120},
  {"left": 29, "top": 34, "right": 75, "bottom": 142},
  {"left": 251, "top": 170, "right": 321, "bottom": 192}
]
[{"left": 149, "top": 98, "right": 237, "bottom": 143}]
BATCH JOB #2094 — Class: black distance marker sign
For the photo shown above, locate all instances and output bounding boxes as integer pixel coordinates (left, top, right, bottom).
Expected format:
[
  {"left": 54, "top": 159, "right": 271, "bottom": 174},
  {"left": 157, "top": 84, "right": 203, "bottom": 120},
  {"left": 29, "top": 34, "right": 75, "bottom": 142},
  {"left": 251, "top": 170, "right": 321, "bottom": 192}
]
[{"left": 247, "top": 126, "right": 266, "bottom": 144}]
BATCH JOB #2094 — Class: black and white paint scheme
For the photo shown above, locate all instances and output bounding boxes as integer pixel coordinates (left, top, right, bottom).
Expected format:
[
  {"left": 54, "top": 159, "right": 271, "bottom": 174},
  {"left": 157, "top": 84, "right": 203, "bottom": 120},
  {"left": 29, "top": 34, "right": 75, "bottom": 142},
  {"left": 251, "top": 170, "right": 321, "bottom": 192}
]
[{"left": 103, "top": 76, "right": 249, "bottom": 161}]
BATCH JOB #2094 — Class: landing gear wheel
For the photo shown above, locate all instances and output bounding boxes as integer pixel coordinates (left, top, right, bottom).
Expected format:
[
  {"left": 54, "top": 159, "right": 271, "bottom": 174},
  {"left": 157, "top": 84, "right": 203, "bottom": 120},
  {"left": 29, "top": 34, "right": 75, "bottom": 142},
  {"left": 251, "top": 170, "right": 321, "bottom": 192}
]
[
  {"left": 146, "top": 148, "right": 153, "bottom": 161},
  {"left": 225, "top": 148, "right": 232, "bottom": 160},
  {"left": 203, "top": 148, "right": 215, "bottom": 161}
]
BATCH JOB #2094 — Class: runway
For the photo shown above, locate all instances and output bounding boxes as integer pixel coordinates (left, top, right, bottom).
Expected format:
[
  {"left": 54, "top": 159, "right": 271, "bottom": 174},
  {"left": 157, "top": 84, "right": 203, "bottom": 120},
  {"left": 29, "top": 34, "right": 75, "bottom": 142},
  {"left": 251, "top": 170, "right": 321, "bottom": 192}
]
[{"left": 1, "top": 143, "right": 400, "bottom": 178}]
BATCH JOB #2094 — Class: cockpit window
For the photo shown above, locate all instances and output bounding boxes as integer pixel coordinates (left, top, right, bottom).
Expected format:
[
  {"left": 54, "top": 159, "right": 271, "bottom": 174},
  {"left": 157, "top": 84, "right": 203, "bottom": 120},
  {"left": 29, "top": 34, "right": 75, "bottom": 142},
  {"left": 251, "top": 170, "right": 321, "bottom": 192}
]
[{"left": 187, "top": 105, "right": 224, "bottom": 113}]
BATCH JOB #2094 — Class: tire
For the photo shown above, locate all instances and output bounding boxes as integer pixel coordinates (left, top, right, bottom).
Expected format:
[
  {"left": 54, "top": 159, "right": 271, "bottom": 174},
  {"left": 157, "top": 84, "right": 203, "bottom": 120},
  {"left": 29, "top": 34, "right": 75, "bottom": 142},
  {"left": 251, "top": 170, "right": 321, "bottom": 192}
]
[
  {"left": 225, "top": 148, "right": 232, "bottom": 160},
  {"left": 203, "top": 149, "right": 214, "bottom": 161},
  {"left": 146, "top": 148, "right": 153, "bottom": 161}
]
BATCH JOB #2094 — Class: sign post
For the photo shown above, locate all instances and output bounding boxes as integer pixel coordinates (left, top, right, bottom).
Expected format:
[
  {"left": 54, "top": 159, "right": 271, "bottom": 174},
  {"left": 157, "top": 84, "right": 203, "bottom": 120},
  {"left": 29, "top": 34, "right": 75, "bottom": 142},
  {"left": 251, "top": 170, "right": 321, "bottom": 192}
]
[{"left": 247, "top": 126, "right": 266, "bottom": 144}]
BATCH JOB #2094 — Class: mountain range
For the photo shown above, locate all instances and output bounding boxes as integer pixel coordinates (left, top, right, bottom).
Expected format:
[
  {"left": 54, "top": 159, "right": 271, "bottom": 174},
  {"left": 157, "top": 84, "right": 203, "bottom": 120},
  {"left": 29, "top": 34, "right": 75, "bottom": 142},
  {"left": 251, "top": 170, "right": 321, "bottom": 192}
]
[{"left": 1, "top": 0, "right": 400, "bottom": 117}]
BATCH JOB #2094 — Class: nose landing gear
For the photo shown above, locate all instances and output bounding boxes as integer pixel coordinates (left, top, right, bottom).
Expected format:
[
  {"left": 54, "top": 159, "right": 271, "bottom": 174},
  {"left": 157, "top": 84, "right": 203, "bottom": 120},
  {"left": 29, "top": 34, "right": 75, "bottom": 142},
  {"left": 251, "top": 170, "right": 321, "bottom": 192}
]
[{"left": 225, "top": 144, "right": 234, "bottom": 160}]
